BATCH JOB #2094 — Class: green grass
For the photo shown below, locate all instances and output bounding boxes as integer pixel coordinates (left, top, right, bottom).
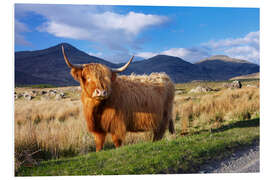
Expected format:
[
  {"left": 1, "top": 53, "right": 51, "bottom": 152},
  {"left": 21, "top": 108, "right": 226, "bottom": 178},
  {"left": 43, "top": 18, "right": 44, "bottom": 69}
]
[{"left": 17, "top": 118, "right": 259, "bottom": 176}]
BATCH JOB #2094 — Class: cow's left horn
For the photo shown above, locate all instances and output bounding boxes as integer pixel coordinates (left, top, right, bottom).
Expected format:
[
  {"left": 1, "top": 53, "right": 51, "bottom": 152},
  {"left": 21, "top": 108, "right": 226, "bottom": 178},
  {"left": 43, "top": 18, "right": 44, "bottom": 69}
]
[
  {"left": 111, "top": 56, "right": 134, "bottom": 73},
  {"left": 62, "top": 45, "right": 83, "bottom": 69}
]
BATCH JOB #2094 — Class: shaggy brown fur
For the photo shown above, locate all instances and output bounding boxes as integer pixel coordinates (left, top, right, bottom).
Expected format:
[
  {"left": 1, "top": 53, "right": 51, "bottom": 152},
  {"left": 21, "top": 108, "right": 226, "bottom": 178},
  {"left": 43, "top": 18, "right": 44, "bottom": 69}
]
[{"left": 68, "top": 62, "right": 175, "bottom": 151}]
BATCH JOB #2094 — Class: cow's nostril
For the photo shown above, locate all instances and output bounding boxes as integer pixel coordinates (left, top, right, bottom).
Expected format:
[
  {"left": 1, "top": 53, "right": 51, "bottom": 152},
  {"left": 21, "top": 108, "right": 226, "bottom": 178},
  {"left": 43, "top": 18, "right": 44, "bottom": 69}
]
[
  {"left": 93, "top": 89, "right": 100, "bottom": 97},
  {"left": 102, "top": 91, "right": 107, "bottom": 97},
  {"left": 96, "top": 89, "right": 101, "bottom": 96}
]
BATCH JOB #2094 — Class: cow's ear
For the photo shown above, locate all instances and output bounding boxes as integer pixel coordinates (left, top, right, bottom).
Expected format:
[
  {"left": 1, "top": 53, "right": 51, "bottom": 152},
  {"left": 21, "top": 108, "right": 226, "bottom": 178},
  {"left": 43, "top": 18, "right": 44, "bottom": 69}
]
[
  {"left": 70, "top": 68, "right": 83, "bottom": 82},
  {"left": 111, "top": 72, "right": 117, "bottom": 81}
]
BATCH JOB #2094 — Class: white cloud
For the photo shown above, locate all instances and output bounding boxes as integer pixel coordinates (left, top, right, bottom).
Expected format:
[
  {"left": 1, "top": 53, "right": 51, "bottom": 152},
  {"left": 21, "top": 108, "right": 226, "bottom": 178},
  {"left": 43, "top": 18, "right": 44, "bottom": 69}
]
[
  {"left": 202, "top": 31, "right": 259, "bottom": 63},
  {"left": 136, "top": 31, "right": 259, "bottom": 64},
  {"left": 88, "top": 51, "right": 103, "bottom": 58},
  {"left": 15, "top": 20, "right": 29, "bottom": 32},
  {"left": 161, "top": 48, "right": 209, "bottom": 62},
  {"left": 38, "top": 21, "right": 91, "bottom": 40},
  {"left": 224, "top": 46, "right": 259, "bottom": 64},
  {"left": 92, "top": 11, "right": 167, "bottom": 35},
  {"left": 15, "top": 20, "right": 31, "bottom": 46},
  {"left": 136, "top": 47, "right": 210, "bottom": 63},
  {"left": 204, "top": 31, "right": 259, "bottom": 49},
  {"left": 136, "top": 52, "right": 158, "bottom": 59},
  {"left": 15, "top": 4, "right": 168, "bottom": 52}
]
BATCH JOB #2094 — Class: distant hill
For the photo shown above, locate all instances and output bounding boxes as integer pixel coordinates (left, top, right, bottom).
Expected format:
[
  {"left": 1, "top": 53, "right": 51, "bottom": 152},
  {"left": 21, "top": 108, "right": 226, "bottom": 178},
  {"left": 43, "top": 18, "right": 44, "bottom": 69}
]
[
  {"left": 126, "top": 55, "right": 211, "bottom": 82},
  {"left": 195, "top": 55, "right": 259, "bottom": 81},
  {"left": 230, "top": 72, "right": 260, "bottom": 80},
  {"left": 197, "top": 55, "right": 252, "bottom": 64},
  {"left": 15, "top": 43, "right": 260, "bottom": 86}
]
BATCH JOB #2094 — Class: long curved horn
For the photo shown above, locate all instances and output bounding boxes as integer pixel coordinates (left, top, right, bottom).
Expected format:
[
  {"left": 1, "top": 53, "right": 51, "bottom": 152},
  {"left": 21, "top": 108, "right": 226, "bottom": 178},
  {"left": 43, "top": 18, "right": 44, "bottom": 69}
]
[
  {"left": 62, "top": 45, "right": 83, "bottom": 69},
  {"left": 111, "top": 56, "right": 134, "bottom": 73}
]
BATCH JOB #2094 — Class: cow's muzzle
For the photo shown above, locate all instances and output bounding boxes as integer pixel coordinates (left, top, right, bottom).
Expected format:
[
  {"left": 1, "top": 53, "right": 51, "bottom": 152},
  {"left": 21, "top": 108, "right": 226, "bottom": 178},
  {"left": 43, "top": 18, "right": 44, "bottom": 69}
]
[{"left": 92, "top": 89, "right": 108, "bottom": 99}]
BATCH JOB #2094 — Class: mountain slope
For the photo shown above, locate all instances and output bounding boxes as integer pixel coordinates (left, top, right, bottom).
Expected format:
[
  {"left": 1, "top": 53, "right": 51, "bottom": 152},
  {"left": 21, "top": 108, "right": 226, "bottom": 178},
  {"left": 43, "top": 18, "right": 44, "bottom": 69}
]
[
  {"left": 197, "top": 55, "right": 252, "bottom": 64},
  {"left": 230, "top": 72, "right": 260, "bottom": 80},
  {"left": 126, "top": 55, "right": 211, "bottom": 82},
  {"left": 195, "top": 55, "right": 259, "bottom": 81}
]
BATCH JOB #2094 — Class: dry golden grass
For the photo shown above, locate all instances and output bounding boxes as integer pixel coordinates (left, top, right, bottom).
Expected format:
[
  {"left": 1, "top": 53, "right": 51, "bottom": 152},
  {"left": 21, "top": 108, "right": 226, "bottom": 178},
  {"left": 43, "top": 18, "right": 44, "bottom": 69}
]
[
  {"left": 174, "top": 87, "right": 259, "bottom": 134},
  {"left": 15, "top": 100, "right": 89, "bottom": 156},
  {"left": 14, "top": 99, "right": 153, "bottom": 170},
  {"left": 14, "top": 82, "right": 259, "bottom": 171}
]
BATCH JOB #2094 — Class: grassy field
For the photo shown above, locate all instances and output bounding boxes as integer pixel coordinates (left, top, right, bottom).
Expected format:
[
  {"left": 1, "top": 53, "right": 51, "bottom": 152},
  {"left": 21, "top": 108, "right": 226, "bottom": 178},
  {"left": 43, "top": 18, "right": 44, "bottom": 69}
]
[
  {"left": 14, "top": 80, "right": 260, "bottom": 175},
  {"left": 17, "top": 118, "right": 259, "bottom": 175}
]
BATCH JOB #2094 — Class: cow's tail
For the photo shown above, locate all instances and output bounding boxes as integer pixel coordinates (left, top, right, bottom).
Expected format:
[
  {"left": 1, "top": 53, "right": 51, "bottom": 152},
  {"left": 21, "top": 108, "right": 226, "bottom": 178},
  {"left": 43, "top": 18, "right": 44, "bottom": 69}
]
[{"left": 169, "top": 119, "right": 175, "bottom": 134}]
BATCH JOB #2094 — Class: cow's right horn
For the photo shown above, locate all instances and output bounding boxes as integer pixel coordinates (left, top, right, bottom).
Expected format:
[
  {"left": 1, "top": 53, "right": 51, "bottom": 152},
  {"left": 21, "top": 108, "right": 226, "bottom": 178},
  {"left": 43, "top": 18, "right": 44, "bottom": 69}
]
[
  {"left": 62, "top": 45, "right": 83, "bottom": 69},
  {"left": 111, "top": 56, "right": 134, "bottom": 73}
]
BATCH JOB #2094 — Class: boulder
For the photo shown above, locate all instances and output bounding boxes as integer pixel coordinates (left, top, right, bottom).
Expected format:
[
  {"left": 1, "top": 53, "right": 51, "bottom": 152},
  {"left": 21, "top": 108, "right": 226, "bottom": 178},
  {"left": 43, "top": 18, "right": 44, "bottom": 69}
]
[
  {"left": 15, "top": 93, "right": 22, "bottom": 100},
  {"left": 24, "top": 94, "right": 33, "bottom": 100},
  {"left": 30, "top": 90, "right": 37, "bottom": 96},
  {"left": 55, "top": 91, "right": 66, "bottom": 100},
  {"left": 39, "top": 90, "right": 47, "bottom": 95},
  {"left": 246, "top": 84, "right": 257, "bottom": 88},
  {"left": 48, "top": 90, "right": 57, "bottom": 96},
  {"left": 59, "top": 92, "right": 65, "bottom": 97},
  {"left": 231, "top": 80, "right": 242, "bottom": 89},
  {"left": 189, "top": 86, "right": 213, "bottom": 93},
  {"left": 184, "top": 96, "right": 192, "bottom": 101},
  {"left": 223, "top": 80, "right": 242, "bottom": 89},
  {"left": 175, "top": 90, "right": 185, "bottom": 95}
]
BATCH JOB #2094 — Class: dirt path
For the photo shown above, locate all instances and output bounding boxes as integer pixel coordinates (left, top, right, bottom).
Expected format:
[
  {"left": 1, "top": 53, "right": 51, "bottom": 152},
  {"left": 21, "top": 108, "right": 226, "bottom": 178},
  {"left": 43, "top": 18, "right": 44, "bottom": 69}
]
[{"left": 200, "top": 145, "right": 259, "bottom": 173}]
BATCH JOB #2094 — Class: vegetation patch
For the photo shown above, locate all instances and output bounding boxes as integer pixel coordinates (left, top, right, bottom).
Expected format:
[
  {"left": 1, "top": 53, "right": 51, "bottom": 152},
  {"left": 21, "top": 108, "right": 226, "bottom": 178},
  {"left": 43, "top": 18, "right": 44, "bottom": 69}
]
[
  {"left": 17, "top": 118, "right": 259, "bottom": 176},
  {"left": 14, "top": 80, "right": 260, "bottom": 175}
]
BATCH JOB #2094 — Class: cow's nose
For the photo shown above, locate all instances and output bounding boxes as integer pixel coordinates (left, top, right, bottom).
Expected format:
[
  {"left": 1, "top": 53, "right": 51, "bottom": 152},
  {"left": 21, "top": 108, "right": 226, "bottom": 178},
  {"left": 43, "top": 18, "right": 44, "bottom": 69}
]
[{"left": 93, "top": 89, "right": 107, "bottom": 98}]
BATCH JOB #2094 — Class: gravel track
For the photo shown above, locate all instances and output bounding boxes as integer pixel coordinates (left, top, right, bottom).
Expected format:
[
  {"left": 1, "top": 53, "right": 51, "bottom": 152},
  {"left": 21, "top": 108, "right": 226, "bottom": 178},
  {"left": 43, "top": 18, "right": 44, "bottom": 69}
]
[{"left": 200, "top": 145, "right": 260, "bottom": 173}]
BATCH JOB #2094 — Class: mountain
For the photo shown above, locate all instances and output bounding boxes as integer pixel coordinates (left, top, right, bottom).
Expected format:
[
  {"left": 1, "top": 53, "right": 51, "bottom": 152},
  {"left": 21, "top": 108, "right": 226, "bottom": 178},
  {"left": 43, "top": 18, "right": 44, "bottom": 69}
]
[
  {"left": 15, "top": 43, "right": 260, "bottom": 86},
  {"left": 195, "top": 55, "right": 259, "bottom": 81},
  {"left": 230, "top": 72, "right": 260, "bottom": 80},
  {"left": 15, "top": 43, "right": 118, "bottom": 86},
  {"left": 126, "top": 55, "right": 211, "bottom": 82}
]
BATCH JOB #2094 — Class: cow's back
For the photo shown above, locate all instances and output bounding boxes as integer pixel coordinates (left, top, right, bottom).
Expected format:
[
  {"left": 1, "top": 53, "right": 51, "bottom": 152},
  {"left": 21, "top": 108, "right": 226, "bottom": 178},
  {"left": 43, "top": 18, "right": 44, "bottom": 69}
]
[{"left": 99, "top": 73, "right": 175, "bottom": 135}]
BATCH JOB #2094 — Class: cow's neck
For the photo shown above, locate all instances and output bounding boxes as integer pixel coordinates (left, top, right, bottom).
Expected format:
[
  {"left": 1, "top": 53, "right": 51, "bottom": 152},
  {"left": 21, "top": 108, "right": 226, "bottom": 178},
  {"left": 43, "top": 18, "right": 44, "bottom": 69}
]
[{"left": 81, "top": 91, "right": 105, "bottom": 132}]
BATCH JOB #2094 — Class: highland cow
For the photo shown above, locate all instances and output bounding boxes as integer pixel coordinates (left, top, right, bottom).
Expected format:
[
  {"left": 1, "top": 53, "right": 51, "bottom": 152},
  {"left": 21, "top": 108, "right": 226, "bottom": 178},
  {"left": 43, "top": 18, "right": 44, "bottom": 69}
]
[{"left": 62, "top": 45, "right": 175, "bottom": 151}]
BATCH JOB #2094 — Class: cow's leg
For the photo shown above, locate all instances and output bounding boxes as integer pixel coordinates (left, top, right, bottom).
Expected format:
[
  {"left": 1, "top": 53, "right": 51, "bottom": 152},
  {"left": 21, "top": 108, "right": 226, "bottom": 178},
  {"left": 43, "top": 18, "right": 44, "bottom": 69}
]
[
  {"left": 93, "top": 132, "right": 106, "bottom": 152},
  {"left": 111, "top": 134, "right": 123, "bottom": 148},
  {"left": 163, "top": 108, "right": 175, "bottom": 134},
  {"left": 166, "top": 99, "right": 175, "bottom": 134},
  {"left": 153, "top": 128, "right": 166, "bottom": 141},
  {"left": 153, "top": 120, "right": 167, "bottom": 141},
  {"left": 153, "top": 112, "right": 168, "bottom": 141}
]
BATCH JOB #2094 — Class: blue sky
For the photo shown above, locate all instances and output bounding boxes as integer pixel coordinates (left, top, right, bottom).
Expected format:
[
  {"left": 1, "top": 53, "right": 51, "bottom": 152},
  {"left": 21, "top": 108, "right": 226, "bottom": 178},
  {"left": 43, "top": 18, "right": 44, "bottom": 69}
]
[{"left": 15, "top": 4, "right": 259, "bottom": 64}]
